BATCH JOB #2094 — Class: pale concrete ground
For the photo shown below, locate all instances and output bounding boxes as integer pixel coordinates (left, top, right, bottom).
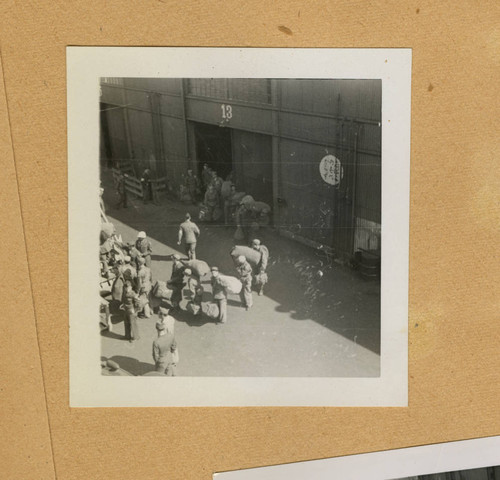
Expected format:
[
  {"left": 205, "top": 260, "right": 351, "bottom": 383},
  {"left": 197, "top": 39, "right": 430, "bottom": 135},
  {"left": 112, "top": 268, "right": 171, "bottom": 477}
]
[{"left": 101, "top": 173, "right": 380, "bottom": 377}]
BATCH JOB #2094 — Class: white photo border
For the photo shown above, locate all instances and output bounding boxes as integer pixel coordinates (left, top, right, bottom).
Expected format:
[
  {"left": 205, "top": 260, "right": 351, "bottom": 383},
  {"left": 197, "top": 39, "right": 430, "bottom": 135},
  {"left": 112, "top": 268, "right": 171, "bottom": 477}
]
[
  {"left": 68, "top": 47, "right": 411, "bottom": 407},
  {"left": 213, "top": 436, "right": 500, "bottom": 480}
]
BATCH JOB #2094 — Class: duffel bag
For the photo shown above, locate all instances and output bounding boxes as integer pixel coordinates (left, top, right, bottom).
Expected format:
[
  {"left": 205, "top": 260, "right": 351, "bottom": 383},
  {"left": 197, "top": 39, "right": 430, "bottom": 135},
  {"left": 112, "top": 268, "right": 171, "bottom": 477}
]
[
  {"left": 218, "top": 274, "right": 243, "bottom": 294},
  {"left": 100, "top": 222, "right": 115, "bottom": 243},
  {"left": 251, "top": 201, "right": 271, "bottom": 215},
  {"left": 240, "top": 194, "right": 255, "bottom": 207},
  {"left": 230, "top": 245, "right": 261, "bottom": 267},
  {"left": 202, "top": 302, "right": 220, "bottom": 320},
  {"left": 152, "top": 280, "right": 173, "bottom": 300},
  {"left": 181, "top": 259, "right": 210, "bottom": 278}
]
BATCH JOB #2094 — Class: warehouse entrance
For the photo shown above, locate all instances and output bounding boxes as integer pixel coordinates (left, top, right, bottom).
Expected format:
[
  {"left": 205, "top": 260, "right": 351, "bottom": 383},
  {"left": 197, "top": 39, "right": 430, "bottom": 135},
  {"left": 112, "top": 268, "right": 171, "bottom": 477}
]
[
  {"left": 231, "top": 129, "right": 273, "bottom": 207},
  {"left": 193, "top": 122, "right": 274, "bottom": 209},
  {"left": 193, "top": 122, "right": 233, "bottom": 180}
]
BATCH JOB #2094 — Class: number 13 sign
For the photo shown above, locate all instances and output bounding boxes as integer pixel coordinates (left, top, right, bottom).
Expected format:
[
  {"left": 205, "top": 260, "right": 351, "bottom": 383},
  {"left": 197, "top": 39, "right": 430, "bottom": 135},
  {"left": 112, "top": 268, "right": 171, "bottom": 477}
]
[{"left": 221, "top": 104, "right": 233, "bottom": 120}]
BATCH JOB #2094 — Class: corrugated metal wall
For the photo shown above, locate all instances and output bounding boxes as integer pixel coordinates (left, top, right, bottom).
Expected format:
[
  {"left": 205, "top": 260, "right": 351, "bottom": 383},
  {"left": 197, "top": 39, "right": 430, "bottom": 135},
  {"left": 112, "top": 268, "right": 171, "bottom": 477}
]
[
  {"left": 278, "top": 138, "right": 336, "bottom": 246},
  {"left": 277, "top": 79, "right": 381, "bottom": 254},
  {"left": 102, "top": 105, "right": 129, "bottom": 160},
  {"left": 100, "top": 77, "right": 381, "bottom": 256}
]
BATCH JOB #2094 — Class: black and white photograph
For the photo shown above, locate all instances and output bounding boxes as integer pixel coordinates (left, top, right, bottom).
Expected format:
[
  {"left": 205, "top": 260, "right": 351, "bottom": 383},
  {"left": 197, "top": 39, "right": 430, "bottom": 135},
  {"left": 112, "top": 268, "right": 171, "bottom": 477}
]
[
  {"left": 394, "top": 466, "right": 500, "bottom": 480},
  {"left": 68, "top": 48, "right": 411, "bottom": 406},
  {"left": 213, "top": 436, "right": 500, "bottom": 480}
]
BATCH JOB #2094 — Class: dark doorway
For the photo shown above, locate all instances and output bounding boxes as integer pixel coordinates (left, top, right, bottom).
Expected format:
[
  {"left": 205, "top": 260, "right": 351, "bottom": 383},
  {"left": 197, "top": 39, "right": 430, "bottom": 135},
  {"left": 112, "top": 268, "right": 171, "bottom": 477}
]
[
  {"left": 193, "top": 122, "right": 233, "bottom": 180},
  {"left": 232, "top": 129, "right": 273, "bottom": 207}
]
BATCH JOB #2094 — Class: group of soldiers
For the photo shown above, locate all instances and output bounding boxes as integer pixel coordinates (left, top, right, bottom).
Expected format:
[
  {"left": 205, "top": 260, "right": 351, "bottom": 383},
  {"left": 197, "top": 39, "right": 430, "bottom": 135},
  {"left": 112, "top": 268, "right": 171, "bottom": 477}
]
[
  {"left": 180, "top": 164, "right": 234, "bottom": 223},
  {"left": 163, "top": 221, "right": 270, "bottom": 325},
  {"left": 180, "top": 165, "right": 272, "bottom": 238},
  {"left": 114, "top": 162, "right": 272, "bottom": 248},
  {"left": 100, "top": 209, "right": 270, "bottom": 376},
  {"left": 100, "top": 227, "right": 180, "bottom": 376},
  {"left": 100, "top": 229, "right": 154, "bottom": 336}
]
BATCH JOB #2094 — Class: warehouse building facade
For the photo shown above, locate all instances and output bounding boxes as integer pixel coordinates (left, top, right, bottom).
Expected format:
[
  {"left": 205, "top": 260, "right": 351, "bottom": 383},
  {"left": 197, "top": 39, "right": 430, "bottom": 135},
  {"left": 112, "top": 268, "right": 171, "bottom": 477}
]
[{"left": 100, "top": 78, "right": 381, "bottom": 260}]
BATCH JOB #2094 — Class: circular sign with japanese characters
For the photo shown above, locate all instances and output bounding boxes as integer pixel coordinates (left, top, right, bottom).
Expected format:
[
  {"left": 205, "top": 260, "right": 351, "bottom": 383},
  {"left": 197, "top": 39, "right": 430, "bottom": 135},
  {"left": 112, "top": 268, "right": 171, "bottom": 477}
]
[{"left": 319, "top": 154, "right": 343, "bottom": 186}]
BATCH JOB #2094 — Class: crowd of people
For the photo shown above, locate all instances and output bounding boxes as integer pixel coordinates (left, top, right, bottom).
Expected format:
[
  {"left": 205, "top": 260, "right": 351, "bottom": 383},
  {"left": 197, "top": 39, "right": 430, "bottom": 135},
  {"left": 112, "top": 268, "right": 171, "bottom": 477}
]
[
  {"left": 99, "top": 196, "right": 271, "bottom": 376},
  {"left": 114, "top": 163, "right": 272, "bottom": 251},
  {"left": 178, "top": 163, "right": 272, "bottom": 246}
]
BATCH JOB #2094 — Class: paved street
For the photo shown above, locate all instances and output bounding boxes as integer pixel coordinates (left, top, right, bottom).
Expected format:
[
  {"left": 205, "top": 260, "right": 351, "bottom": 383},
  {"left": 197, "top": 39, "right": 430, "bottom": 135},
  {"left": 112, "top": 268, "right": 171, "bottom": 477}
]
[{"left": 101, "top": 174, "right": 381, "bottom": 377}]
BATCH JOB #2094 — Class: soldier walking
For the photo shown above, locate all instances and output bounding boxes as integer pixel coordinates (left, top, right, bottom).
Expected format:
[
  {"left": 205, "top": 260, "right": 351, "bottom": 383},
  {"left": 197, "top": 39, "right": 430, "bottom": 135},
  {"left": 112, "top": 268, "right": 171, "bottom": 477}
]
[
  {"left": 157, "top": 304, "right": 175, "bottom": 334},
  {"left": 152, "top": 319, "right": 178, "bottom": 376},
  {"left": 177, "top": 213, "right": 200, "bottom": 260}
]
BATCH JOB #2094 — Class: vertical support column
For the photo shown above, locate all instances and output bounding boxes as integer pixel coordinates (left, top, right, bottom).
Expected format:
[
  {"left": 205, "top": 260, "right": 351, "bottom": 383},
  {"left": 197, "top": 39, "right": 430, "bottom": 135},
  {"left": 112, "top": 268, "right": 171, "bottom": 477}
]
[
  {"left": 180, "top": 79, "right": 191, "bottom": 168},
  {"left": 271, "top": 79, "right": 280, "bottom": 229},
  {"left": 148, "top": 92, "right": 161, "bottom": 176},
  {"left": 187, "top": 121, "right": 197, "bottom": 174},
  {"left": 157, "top": 92, "right": 165, "bottom": 177},
  {"left": 121, "top": 84, "right": 134, "bottom": 162},
  {"left": 350, "top": 123, "right": 359, "bottom": 256}
]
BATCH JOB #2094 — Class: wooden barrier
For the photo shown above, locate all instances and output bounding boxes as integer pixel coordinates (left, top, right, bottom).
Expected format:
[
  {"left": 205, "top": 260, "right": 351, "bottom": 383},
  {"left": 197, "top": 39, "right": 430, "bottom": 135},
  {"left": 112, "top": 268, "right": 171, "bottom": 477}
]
[
  {"left": 111, "top": 168, "right": 144, "bottom": 199},
  {"left": 111, "top": 167, "right": 170, "bottom": 205},
  {"left": 124, "top": 175, "right": 143, "bottom": 198}
]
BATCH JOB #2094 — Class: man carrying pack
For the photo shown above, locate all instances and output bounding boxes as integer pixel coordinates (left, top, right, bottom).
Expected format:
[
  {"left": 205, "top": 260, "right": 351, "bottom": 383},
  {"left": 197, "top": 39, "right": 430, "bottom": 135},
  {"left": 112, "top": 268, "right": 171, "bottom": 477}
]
[
  {"left": 169, "top": 254, "right": 186, "bottom": 311},
  {"left": 251, "top": 238, "right": 269, "bottom": 296},
  {"left": 235, "top": 255, "right": 253, "bottom": 310},
  {"left": 210, "top": 266, "right": 228, "bottom": 324}
]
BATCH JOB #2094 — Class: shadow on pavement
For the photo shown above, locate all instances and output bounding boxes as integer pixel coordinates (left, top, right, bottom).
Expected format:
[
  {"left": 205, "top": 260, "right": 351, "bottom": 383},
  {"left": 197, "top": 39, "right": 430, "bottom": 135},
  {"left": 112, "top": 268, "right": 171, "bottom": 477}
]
[
  {"left": 101, "top": 329, "right": 126, "bottom": 341},
  {"left": 102, "top": 168, "right": 381, "bottom": 355},
  {"left": 173, "top": 308, "right": 215, "bottom": 327},
  {"left": 108, "top": 355, "right": 156, "bottom": 376}
]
